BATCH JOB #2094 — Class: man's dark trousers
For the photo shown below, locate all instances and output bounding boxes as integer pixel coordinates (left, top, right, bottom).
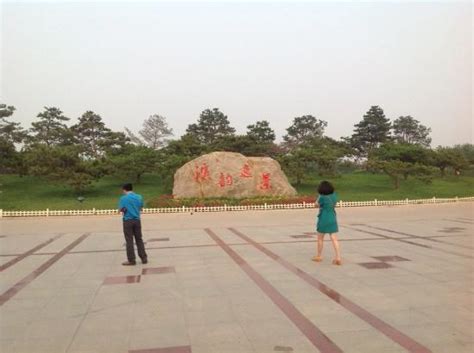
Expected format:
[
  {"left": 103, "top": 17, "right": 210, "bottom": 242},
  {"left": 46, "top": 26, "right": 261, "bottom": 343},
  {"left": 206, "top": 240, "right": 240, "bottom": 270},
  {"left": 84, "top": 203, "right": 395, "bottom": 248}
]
[{"left": 123, "top": 219, "right": 147, "bottom": 263}]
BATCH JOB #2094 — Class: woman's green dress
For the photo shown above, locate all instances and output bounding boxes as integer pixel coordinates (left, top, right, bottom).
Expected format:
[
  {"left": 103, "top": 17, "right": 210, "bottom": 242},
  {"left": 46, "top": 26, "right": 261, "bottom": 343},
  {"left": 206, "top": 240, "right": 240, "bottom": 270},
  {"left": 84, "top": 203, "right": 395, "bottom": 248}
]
[{"left": 316, "top": 192, "right": 339, "bottom": 234}]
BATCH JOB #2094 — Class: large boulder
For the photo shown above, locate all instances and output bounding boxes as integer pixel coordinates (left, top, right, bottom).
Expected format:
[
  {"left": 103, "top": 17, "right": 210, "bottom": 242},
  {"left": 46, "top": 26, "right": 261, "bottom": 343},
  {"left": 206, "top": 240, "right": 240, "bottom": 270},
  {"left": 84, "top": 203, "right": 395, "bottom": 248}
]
[{"left": 173, "top": 151, "right": 297, "bottom": 198}]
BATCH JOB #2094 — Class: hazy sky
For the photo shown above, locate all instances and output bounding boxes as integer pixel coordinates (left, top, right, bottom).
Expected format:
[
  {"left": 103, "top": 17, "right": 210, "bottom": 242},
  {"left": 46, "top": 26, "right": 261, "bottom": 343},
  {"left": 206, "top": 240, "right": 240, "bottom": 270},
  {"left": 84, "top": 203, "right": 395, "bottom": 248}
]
[{"left": 1, "top": 1, "right": 472, "bottom": 146}]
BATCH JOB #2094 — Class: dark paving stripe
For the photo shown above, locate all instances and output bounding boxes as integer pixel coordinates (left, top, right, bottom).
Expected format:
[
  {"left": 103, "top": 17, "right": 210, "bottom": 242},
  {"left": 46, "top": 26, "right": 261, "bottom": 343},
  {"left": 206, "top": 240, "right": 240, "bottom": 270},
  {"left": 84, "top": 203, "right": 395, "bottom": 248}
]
[
  {"left": 49, "top": 243, "right": 221, "bottom": 255},
  {"left": 372, "top": 256, "right": 410, "bottom": 262},
  {"left": 346, "top": 225, "right": 473, "bottom": 259},
  {"left": 0, "top": 233, "right": 90, "bottom": 306},
  {"left": 0, "top": 234, "right": 63, "bottom": 272},
  {"left": 363, "top": 225, "right": 474, "bottom": 250},
  {"left": 0, "top": 237, "right": 388, "bottom": 257},
  {"left": 229, "top": 227, "right": 433, "bottom": 353},
  {"left": 129, "top": 346, "right": 192, "bottom": 353},
  {"left": 142, "top": 266, "right": 175, "bottom": 275},
  {"left": 103, "top": 275, "right": 141, "bottom": 285},
  {"left": 430, "top": 233, "right": 473, "bottom": 238},
  {"left": 444, "top": 218, "right": 474, "bottom": 225},
  {"left": 261, "top": 237, "right": 388, "bottom": 244},
  {"left": 148, "top": 237, "right": 170, "bottom": 242},
  {"left": 438, "top": 227, "right": 465, "bottom": 233},
  {"left": 342, "top": 225, "right": 432, "bottom": 249},
  {"left": 205, "top": 228, "right": 343, "bottom": 353},
  {"left": 359, "top": 262, "right": 394, "bottom": 269},
  {"left": 1, "top": 233, "right": 445, "bottom": 258}
]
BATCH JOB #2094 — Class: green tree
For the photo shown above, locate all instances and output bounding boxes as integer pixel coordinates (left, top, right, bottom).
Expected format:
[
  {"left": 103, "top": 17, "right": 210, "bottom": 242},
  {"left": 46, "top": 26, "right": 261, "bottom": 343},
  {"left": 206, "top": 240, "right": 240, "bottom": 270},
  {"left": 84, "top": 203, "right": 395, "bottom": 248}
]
[
  {"left": 308, "top": 137, "right": 348, "bottom": 176},
  {"left": 0, "top": 104, "right": 15, "bottom": 119},
  {"left": 0, "top": 103, "right": 26, "bottom": 174},
  {"left": 432, "top": 146, "right": 468, "bottom": 176},
  {"left": 156, "top": 134, "right": 210, "bottom": 191},
  {"left": 0, "top": 138, "right": 21, "bottom": 174},
  {"left": 279, "top": 148, "right": 313, "bottom": 186},
  {"left": 372, "top": 143, "right": 432, "bottom": 168},
  {"left": 186, "top": 108, "right": 235, "bottom": 144},
  {"left": 72, "top": 111, "right": 114, "bottom": 158},
  {"left": 212, "top": 135, "right": 277, "bottom": 157},
  {"left": 453, "top": 144, "right": 474, "bottom": 166},
  {"left": 368, "top": 159, "right": 408, "bottom": 189},
  {"left": 246, "top": 120, "right": 276, "bottom": 144},
  {"left": 164, "top": 134, "right": 209, "bottom": 159},
  {"left": 373, "top": 143, "right": 433, "bottom": 180},
  {"left": 393, "top": 116, "right": 431, "bottom": 146},
  {"left": 125, "top": 114, "right": 173, "bottom": 150},
  {"left": 24, "top": 145, "right": 103, "bottom": 193},
  {"left": 283, "top": 115, "right": 327, "bottom": 149},
  {"left": 279, "top": 137, "right": 346, "bottom": 185},
  {"left": 349, "top": 106, "right": 391, "bottom": 156},
  {"left": 108, "top": 145, "right": 158, "bottom": 183},
  {"left": 0, "top": 104, "right": 27, "bottom": 144},
  {"left": 212, "top": 135, "right": 255, "bottom": 154},
  {"left": 369, "top": 143, "right": 436, "bottom": 188},
  {"left": 29, "top": 107, "right": 72, "bottom": 146},
  {"left": 102, "top": 131, "right": 129, "bottom": 155}
]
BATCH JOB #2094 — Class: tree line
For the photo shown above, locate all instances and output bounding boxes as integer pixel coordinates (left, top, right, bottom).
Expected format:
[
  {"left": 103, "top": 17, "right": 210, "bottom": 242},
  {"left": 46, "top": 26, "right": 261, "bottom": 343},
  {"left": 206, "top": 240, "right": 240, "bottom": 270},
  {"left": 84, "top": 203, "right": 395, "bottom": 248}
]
[{"left": 1, "top": 103, "right": 473, "bottom": 193}]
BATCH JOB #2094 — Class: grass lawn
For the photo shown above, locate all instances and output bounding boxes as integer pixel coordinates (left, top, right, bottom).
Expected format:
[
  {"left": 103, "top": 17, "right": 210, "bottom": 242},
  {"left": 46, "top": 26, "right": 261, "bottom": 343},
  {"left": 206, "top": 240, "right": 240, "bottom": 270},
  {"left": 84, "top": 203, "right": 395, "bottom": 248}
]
[
  {"left": 0, "top": 174, "right": 166, "bottom": 211},
  {"left": 297, "top": 172, "right": 474, "bottom": 201},
  {"left": 1, "top": 172, "right": 473, "bottom": 210}
]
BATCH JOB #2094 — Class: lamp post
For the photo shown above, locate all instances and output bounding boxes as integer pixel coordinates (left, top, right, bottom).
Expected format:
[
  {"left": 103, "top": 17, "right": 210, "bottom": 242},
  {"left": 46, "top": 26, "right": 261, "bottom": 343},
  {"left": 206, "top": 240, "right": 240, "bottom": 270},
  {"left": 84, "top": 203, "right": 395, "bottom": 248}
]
[{"left": 77, "top": 196, "right": 85, "bottom": 209}]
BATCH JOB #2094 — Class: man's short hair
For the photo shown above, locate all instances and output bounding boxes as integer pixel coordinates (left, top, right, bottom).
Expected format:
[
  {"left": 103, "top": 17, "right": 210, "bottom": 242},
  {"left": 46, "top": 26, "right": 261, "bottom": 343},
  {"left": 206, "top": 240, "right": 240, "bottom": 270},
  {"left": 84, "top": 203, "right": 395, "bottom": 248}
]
[{"left": 122, "top": 183, "right": 133, "bottom": 191}]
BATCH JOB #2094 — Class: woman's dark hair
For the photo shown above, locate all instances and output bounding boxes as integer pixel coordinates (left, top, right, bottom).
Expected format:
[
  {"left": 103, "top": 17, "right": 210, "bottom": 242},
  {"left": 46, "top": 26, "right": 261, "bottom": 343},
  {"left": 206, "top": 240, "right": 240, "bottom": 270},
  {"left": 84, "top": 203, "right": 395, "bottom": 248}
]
[
  {"left": 122, "top": 183, "right": 133, "bottom": 191},
  {"left": 317, "top": 181, "right": 334, "bottom": 195}
]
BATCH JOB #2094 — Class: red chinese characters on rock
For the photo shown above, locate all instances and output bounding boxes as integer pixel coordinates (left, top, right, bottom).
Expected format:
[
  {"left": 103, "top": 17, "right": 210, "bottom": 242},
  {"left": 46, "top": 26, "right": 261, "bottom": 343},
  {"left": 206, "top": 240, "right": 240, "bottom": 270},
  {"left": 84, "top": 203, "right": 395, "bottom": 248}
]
[
  {"left": 193, "top": 163, "right": 210, "bottom": 182},
  {"left": 219, "top": 172, "right": 234, "bottom": 187},
  {"left": 240, "top": 163, "right": 252, "bottom": 178},
  {"left": 259, "top": 172, "right": 272, "bottom": 190}
]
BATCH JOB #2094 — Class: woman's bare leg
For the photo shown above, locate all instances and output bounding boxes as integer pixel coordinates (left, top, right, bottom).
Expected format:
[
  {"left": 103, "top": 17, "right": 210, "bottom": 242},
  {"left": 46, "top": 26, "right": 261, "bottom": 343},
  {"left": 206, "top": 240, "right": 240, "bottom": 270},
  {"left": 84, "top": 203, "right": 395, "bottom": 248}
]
[
  {"left": 312, "top": 233, "right": 325, "bottom": 261},
  {"left": 317, "top": 234, "right": 324, "bottom": 257},
  {"left": 329, "top": 234, "right": 342, "bottom": 264}
]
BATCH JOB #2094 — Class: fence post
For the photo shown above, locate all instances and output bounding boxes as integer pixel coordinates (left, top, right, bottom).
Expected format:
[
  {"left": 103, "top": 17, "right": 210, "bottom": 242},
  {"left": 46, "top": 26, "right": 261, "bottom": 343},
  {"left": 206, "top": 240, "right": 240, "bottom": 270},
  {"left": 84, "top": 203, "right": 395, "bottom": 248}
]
[
  {"left": 224, "top": 204, "right": 227, "bottom": 212},
  {"left": 455, "top": 196, "right": 459, "bottom": 202},
  {"left": 264, "top": 203, "right": 267, "bottom": 210},
  {"left": 433, "top": 196, "right": 436, "bottom": 204},
  {"left": 0, "top": 209, "right": 2, "bottom": 218},
  {"left": 46, "top": 208, "right": 49, "bottom": 217},
  {"left": 405, "top": 198, "right": 408, "bottom": 205},
  {"left": 374, "top": 199, "right": 378, "bottom": 206}
]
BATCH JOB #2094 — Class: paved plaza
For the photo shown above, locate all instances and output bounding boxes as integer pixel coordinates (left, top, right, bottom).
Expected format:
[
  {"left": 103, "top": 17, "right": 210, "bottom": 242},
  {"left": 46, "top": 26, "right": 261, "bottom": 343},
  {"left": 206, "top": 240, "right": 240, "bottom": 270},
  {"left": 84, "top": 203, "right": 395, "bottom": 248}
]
[{"left": 0, "top": 203, "right": 473, "bottom": 353}]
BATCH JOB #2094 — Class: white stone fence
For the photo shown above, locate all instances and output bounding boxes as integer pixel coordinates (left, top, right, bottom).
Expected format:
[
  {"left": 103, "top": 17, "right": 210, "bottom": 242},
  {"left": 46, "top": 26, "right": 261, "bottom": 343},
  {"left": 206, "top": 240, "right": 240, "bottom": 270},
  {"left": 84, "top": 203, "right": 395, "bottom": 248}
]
[{"left": 0, "top": 196, "right": 473, "bottom": 218}]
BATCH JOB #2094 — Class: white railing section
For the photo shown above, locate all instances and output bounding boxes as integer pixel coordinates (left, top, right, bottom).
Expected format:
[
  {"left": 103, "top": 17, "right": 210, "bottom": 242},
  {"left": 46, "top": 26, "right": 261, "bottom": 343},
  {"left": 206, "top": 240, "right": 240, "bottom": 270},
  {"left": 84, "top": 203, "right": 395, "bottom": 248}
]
[{"left": 0, "top": 196, "right": 473, "bottom": 218}]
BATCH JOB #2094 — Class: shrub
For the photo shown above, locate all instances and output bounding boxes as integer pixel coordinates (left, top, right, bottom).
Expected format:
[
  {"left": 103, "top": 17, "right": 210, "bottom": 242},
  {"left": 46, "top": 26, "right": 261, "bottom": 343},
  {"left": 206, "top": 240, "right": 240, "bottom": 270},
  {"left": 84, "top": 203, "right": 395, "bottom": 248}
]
[{"left": 147, "top": 195, "right": 316, "bottom": 208}]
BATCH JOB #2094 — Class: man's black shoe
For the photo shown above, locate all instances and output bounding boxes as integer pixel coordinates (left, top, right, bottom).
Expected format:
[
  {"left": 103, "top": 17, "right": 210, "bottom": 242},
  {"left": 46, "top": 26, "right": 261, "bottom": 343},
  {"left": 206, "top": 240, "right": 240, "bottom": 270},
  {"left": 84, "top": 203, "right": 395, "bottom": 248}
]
[
  {"left": 122, "top": 261, "right": 136, "bottom": 266},
  {"left": 142, "top": 259, "right": 148, "bottom": 264}
]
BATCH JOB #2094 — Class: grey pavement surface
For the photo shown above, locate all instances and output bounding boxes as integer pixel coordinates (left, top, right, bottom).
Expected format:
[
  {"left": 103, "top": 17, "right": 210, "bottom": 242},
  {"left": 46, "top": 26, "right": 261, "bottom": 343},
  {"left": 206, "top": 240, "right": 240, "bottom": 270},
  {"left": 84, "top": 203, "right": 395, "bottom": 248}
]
[{"left": 0, "top": 203, "right": 473, "bottom": 353}]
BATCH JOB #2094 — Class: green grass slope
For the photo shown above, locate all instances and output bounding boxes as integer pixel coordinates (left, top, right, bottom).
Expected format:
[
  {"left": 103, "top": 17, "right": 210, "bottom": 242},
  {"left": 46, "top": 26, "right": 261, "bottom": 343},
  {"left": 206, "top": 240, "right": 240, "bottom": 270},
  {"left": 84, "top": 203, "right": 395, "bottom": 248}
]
[{"left": 1, "top": 173, "right": 472, "bottom": 210}]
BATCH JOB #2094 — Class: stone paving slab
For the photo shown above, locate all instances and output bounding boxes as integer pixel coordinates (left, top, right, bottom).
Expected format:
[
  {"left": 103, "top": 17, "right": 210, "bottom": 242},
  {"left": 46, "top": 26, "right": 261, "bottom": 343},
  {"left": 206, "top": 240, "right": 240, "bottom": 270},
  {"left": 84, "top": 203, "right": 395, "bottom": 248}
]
[{"left": 0, "top": 203, "right": 473, "bottom": 353}]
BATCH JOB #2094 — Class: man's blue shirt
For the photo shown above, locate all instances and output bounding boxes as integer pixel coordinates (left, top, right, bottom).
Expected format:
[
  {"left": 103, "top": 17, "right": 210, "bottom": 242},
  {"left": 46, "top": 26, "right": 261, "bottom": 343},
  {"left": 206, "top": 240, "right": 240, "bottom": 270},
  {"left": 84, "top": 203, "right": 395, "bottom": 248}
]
[{"left": 119, "top": 192, "right": 144, "bottom": 221}]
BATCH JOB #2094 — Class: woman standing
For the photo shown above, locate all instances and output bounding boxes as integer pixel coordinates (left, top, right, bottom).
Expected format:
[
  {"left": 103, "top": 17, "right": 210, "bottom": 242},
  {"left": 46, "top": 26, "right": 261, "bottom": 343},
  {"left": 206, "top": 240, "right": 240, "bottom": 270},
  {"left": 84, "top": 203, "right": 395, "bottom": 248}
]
[{"left": 312, "top": 181, "right": 342, "bottom": 265}]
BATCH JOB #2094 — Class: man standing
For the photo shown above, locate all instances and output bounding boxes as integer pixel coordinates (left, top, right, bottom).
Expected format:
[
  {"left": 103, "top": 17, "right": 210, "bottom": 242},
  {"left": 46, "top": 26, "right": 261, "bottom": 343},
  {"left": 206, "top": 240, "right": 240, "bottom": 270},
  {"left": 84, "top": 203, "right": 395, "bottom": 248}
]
[{"left": 119, "top": 183, "right": 148, "bottom": 266}]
